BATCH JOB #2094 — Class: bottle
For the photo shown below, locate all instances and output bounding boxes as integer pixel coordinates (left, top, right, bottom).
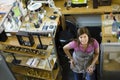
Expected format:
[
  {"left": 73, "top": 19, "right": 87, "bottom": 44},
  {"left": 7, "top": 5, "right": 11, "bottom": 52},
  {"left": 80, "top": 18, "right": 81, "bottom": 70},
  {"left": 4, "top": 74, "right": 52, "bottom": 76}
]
[
  {"left": 112, "top": 16, "right": 118, "bottom": 34},
  {"left": 66, "top": 0, "right": 71, "bottom": 10}
]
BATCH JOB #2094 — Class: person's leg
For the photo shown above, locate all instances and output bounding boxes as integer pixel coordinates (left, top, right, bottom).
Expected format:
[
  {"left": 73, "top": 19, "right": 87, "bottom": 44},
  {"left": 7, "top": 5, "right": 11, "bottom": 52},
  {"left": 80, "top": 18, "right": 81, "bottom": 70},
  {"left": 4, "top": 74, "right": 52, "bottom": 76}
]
[
  {"left": 73, "top": 72, "right": 83, "bottom": 80},
  {"left": 86, "top": 72, "right": 95, "bottom": 80}
]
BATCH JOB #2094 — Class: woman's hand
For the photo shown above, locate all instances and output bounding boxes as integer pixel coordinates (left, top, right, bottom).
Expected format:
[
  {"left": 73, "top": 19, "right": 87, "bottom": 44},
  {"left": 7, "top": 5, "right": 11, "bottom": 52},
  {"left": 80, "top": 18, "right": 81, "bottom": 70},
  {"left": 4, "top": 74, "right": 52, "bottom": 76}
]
[
  {"left": 69, "top": 59, "right": 75, "bottom": 68},
  {"left": 86, "top": 65, "right": 94, "bottom": 74}
]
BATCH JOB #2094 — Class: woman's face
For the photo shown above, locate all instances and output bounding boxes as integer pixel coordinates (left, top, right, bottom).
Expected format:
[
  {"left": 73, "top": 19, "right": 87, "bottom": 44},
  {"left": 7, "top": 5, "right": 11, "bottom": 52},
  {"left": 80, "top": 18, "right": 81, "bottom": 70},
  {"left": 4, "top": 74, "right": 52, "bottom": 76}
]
[{"left": 79, "top": 33, "right": 89, "bottom": 45}]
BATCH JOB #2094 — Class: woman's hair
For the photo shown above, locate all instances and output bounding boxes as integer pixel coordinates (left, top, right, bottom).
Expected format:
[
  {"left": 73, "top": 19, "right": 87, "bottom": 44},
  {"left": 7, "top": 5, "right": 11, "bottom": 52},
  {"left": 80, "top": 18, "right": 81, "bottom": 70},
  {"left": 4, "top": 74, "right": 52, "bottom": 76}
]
[{"left": 75, "top": 27, "right": 94, "bottom": 46}]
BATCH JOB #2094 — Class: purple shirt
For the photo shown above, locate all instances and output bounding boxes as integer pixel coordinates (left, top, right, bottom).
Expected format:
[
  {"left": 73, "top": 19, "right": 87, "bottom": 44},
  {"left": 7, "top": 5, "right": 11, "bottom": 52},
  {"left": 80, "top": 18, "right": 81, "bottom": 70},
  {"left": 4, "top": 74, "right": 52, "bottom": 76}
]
[{"left": 68, "top": 39, "right": 99, "bottom": 53}]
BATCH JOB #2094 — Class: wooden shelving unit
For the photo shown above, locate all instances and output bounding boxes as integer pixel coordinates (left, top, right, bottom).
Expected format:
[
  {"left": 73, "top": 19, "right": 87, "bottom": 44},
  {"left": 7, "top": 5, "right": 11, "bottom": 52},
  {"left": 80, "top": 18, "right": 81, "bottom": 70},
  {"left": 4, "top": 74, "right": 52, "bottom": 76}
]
[
  {"left": 0, "top": 34, "right": 61, "bottom": 80},
  {"left": 0, "top": 1, "right": 61, "bottom": 79}
]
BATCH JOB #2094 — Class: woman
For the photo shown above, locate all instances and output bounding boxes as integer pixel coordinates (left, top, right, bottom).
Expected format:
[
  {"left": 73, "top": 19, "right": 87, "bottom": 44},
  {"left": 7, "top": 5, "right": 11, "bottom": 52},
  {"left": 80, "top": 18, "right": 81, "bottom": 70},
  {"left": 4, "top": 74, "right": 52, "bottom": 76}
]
[{"left": 63, "top": 27, "right": 99, "bottom": 80}]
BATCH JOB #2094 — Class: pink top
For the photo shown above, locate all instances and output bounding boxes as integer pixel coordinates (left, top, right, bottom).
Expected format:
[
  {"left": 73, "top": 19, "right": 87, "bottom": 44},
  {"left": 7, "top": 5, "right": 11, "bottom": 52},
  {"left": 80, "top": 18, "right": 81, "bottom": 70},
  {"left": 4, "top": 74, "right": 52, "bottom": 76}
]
[{"left": 68, "top": 39, "right": 99, "bottom": 53}]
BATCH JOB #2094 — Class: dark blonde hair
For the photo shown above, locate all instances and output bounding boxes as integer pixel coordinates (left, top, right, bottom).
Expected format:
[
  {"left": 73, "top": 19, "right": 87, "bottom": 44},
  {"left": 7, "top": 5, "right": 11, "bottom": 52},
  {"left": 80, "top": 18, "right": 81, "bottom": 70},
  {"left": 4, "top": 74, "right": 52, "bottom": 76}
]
[{"left": 75, "top": 27, "right": 94, "bottom": 46}]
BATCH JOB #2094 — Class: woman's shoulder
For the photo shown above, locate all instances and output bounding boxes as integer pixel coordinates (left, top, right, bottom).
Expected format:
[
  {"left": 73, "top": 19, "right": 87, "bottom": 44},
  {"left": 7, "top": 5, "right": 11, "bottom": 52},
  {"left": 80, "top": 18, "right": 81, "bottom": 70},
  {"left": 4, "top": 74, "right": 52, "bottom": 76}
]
[
  {"left": 91, "top": 38, "right": 99, "bottom": 48},
  {"left": 68, "top": 40, "right": 78, "bottom": 48},
  {"left": 92, "top": 38, "right": 98, "bottom": 44},
  {"left": 70, "top": 40, "right": 78, "bottom": 44}
]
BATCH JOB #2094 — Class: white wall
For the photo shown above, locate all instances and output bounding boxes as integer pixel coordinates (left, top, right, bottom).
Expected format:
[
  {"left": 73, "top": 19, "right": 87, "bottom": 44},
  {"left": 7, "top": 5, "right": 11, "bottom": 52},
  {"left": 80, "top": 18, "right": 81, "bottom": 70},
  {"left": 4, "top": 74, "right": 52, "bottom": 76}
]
[{"left": 66, "top": 14, "right": 102, "bottom": 27}]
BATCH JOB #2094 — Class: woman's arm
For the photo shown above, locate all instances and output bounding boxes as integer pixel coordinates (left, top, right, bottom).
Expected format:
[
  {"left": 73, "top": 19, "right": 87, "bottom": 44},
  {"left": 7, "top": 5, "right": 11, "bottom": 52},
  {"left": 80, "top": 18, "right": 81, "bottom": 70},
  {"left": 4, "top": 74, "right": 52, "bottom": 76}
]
[
  {"left": 87, "top": 46, "right": 99, "bottom": 73},
  {"left": 63, "top": 43, "right": 73, "bottom": 60},
  {"left": 91, "top": 46, "right": 99, "bottom": 67}
]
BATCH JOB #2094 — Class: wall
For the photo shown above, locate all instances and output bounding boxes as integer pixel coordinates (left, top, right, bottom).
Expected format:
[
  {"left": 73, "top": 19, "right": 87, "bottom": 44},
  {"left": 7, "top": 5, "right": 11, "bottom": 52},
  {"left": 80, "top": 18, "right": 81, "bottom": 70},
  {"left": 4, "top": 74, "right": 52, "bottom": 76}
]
[{"left": 65, "top": 14, "right": 101, "bottom": 27}]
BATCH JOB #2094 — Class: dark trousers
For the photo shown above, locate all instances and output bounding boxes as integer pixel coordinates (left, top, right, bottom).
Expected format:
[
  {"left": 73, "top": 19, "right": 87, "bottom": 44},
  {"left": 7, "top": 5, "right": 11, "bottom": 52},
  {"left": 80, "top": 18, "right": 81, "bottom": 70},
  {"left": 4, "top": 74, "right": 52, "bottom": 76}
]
[
  {"left": 73, "top": 72, "right": 95, "bottom": 80},
  {"left": 73, "top": 72, "right": 83, "bottom": 80}
]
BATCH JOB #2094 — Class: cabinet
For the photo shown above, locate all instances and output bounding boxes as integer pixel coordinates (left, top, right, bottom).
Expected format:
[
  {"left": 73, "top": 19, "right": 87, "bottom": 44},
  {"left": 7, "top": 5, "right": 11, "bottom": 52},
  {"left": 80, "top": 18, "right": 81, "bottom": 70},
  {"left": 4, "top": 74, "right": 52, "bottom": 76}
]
[
  {"left": 100, "top": 13, "right": 120, "bottom": 80},
  {"left": 0, "top": 1, "right": 61, "bottom": 80},
  {"left": 100, "top": 43, "right": 120, "bottom": 80}
]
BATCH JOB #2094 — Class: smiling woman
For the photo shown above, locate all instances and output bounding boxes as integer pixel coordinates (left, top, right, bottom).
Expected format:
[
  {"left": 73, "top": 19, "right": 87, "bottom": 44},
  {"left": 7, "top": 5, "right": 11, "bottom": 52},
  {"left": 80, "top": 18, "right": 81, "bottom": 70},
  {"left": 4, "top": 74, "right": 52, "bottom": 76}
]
[{"left": 63, "top": 27, "right": 99, "bottom": 80}]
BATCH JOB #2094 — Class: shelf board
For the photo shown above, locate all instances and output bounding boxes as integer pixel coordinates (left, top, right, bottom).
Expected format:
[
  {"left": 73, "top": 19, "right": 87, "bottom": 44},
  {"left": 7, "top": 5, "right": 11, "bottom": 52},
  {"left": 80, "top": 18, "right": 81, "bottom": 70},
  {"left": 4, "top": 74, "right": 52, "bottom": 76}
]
[
  {"left": 9, "top": 63, "right": 60, "bottom": 80},
  {"left": 0, "top": 45, "right": 53, "bottom": 59},
  {"left": 6, "top": 54, "right": 57, "bottom": 71},
  {"left": 0, "top": 36, "right": 54, "bottom": 58},
  {"left": 0, "top": 36, "right": 52, "bottom": 49}
]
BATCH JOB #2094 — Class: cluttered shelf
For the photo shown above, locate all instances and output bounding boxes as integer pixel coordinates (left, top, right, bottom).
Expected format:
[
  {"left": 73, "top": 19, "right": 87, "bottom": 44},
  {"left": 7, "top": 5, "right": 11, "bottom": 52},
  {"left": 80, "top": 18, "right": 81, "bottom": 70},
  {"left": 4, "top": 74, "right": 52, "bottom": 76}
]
[
  {"left": 0, "top": 36, "right": 54, "bottom": 59},
  {"left": 19, "top": 12, "right": 59, "bottom": 36},
  {"left": 6, "top": 54, "right": 57, "bottom": 71},
  {"left": 53, "top": 0, "right": 115, "bottom": 30},
  {"left": 101, "top": 13, "right": 120, "bottom": 43},
  {"left": 54, "top": 0, "right": 113, "bottom": 15},
  {"left": 8, "top": 63, "right": 60, "bottom": 80},
  {"left": 0, "top": 36, "right": 52, "bottom": 47},
  {"left": 0, "top": 0, "right": 61, "bottom": 80}
]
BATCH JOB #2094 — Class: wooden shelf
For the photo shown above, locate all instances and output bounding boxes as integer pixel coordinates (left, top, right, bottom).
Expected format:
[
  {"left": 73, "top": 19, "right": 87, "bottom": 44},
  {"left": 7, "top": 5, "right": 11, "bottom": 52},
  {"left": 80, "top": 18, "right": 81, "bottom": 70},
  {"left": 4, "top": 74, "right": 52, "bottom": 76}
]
[
  {"left": 101, "top": 14, "right": 118, "bottom": 43},
  {"left": 0, "top": 36, "right": 52, "bottom": 48},
  {"left": 6, "top": 54, "right": 57, "bottom": 71},
  {"left": 0, "top": 36, "right": 54, "bottom": 59},
  {"left": 9, "top": 64, "right": 60, "bottom": 80},
  {"left": 52, "top": 0, "right": 113, "bottom": 15},
  {"left": 0, "top": 45, "right": 53, "bottom": 59},
  {"left": 0, "top": 1, "right": 61, "bottom": 79}
]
